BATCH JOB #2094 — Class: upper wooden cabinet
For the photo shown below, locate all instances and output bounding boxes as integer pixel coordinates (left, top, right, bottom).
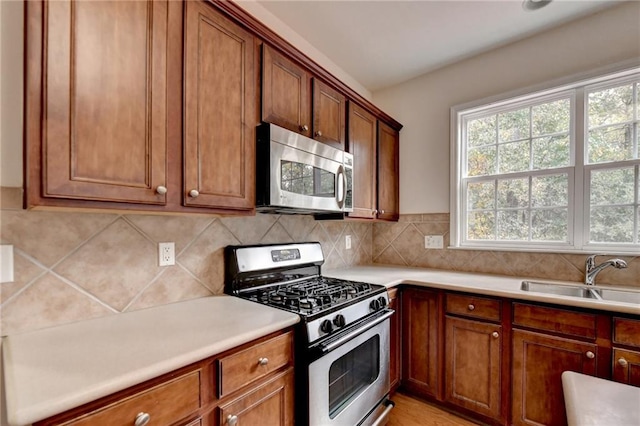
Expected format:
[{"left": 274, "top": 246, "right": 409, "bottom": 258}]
[
  {"left": 347, "top": 111, "right": 400, "bottom": 221},
  {"left": 348, "top": 104, "right": 377, "bottom": 219},
  {"left": 261, "top": 45, "right": 347, "bottom": 149},
  {"left": 183, "top": 0, "right": 256, "bottom": 210},
  {"left": 377, "top": 122, "right": 400, "bottom": 221},
  {"left": 36, "top": 0, "right": 170, "bottom": 205},
  {"left": 262, "top": 44, "right": 312, "bottom": 137},
  {"left": 312, "top": 79, "right": 346, "bottom": 149}
]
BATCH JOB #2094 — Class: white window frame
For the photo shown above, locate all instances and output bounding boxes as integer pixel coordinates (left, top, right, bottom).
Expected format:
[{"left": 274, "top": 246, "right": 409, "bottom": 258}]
[{"left": 450, "top": 65, "right": 640, "bottom": 254}]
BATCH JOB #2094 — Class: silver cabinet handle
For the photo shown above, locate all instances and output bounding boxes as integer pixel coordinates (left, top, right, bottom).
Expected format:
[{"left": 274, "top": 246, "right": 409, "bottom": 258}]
[
  {"left": 134, "top": 412, "right": 151, "bottom": 426},
  {"left": 189, "top": 189, "right": 199, "bottom": 198},
  {"left": 300, "top": 124, "right": 309, "bottom": 132},
  {"left": 155, "top": 185, "right": 167, "bottom": 195},
  {"left": 618, "top": 357, "right": 628, "bottom": 367},
  {"left": 586, "top": 351, "right": 595, "bottom": 359},
  {"left": 227, "top": 414, "right": 238, "bottom": 426},
  {"left": 315, "top": 130, "right": 322, "bottom": 137},
  {"left": 492, "top": 331, "right": 499, "bottom": 338},
  {"left": 468, "top": 304, "right": 475, "bottom": 311},
  {"left": 258, "top": 357, "right": 269, "bottom": 366}
]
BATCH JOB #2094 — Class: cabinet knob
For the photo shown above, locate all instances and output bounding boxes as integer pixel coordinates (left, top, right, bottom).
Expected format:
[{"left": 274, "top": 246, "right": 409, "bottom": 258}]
[
  {"left": 227, "top": 415, "right": 238, "bottom": 426},
  {"left": 618, "top": 357, "right": 628, "bottom": 367},
  {"left": 585, "top": 351, "right": 595, "bottom": 359},
  {"left": 189, "top": 189, "right": 199, "bottom": 198},
  {"left": 373, "top": 209, "right": 378, "bottom": 216},
  {"left": 380, "top": 210, "right": 385, "bottom": 214},
  {"left": 468, "top": 304, "right": 475, "bottom": 311},
  {"left": 134, "top": 412, "right": 151, "bottom": 426},
  {"left": 492, "top": 331, "right": 499, "bottom": 338},
  {"left": 315, "top": 130, "right": 322, "bottom": 137},
  {"left": 155, "top": 185, "right": 167, "bottom": 195},
  {"left": 258, "top": 357, "right": 269, "bottom": 366},
  {"left": 300, "top": 124, "right": 309, "bottom": 132}
]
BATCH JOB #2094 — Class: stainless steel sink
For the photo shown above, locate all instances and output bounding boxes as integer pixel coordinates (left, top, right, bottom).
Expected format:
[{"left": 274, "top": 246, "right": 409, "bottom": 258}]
[{"left": 521, "top": 281, "right": 640, "bottom": 304}]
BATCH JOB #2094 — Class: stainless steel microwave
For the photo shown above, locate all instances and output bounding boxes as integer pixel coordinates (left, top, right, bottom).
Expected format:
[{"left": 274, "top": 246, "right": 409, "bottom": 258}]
[{"left": 256, "top": 123, "right": 353, "bottom": 214}]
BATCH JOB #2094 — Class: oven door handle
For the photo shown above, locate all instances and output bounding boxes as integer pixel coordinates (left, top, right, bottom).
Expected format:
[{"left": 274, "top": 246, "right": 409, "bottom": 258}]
[{"left": 320, "top": 309, "right": 394, "bottom": 353}]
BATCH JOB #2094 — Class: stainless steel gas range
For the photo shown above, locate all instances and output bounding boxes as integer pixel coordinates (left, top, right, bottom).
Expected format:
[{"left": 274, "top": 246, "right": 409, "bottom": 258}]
[{"left": 225, "top": 242, "right": 395, "bottom": 426}]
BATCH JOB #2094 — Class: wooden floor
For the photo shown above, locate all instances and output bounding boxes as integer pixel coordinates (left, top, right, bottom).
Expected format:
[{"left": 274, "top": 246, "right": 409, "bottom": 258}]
[{"left": 387, "top": 392, "right": 480, "bottom": 426}]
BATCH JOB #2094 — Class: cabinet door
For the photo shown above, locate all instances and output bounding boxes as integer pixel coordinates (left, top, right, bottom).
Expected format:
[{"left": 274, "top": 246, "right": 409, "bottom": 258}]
[
  {"left": 612, "top": 348, "right": 640, "bottom": 386},
  {"left": 43, "top": 0, "right": 169, "bottom": 204},
  {"left": 218, "top": 368, "right": 294, "bottom": 426},
  {"left": 389, "top": 288, "right": 401, "bottom": 392},
  {"left": 402, "top": 288, "right": 441, "bottom": 400},
  {"left": 512, "top": 329, "right": 598, "bottom": 426},
  {"left": 377, "top": 122, "right": 400, "bottom": 221},
  {"left": 312, "top": 79, "right": 346, "bottom": 149},
  {"left": 262, "top": 45, "right": 311, "bottom": 137},
  {"left": 347, "top": 104, "right": 377, "bottom": 219},
  {"left": 183, "top": 0, "right": 256, "bottom": 210},
  {"left": 445, "top": 316, "right": 502, "bottom": 421}
]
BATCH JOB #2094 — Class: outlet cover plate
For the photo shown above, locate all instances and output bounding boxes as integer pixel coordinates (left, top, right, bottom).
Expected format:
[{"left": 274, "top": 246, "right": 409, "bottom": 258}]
[
  {"left": 158, "top": 242, "right": 175, "bottom": 266},
  {"left": 0, "top": 245, "right": 14, "bottom": 283},
  {"left": 425, "top": 235, "right": 444, "bottom": 249},
  {"left": 345, "top": 235, "right": 352, "bottom": 250}
]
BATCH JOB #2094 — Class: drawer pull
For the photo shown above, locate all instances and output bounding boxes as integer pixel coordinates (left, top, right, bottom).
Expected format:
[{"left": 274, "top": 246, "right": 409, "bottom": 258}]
[
  {"left": 585, "top": 351, "right": 595, "bottom": 359},
  {"left": 468, "top": 304, "right": 475, "bottom": 311},
  {"left": 155, "top": 185, "right": 167, "bottom": 195},
  {"left": 189, "top": 189, "right": 199, "bottom": 198},
  {"left": 258, "top": 357, "right": 269, "bottom": 366},
  {"left": 227, "top": 414, "right": 238, "bottom": 426},
  {"left": 134, "top": 412, "right": 151, "bottom": 426},
  {"left": 618, "top": 357, "right": 628, "bottom": 367},
  {"left": 492, "top": 331, "right": 499, "bottom": 338}
]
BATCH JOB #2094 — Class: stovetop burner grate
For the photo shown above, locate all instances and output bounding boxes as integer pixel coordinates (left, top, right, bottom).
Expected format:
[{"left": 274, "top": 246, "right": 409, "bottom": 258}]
[{"left": 242, "top": 276, "right": 374, "bottom": 315}]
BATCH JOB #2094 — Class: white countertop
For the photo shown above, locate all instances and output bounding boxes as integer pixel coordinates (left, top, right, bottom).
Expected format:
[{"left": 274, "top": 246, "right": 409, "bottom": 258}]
[
  {"left": 562, "top": 372, "right": 640, "bottom": 425},
  {"left": 324, "top": 265, "right": 640, "bottom": 315},
  {"left": 2, "top": 296, "right": 300, "bottom": 426}
]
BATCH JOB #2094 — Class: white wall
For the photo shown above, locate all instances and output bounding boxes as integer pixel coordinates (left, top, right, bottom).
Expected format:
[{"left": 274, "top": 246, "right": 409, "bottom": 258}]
[
  {"left": 373, "top": 2, "right": 640, "bottom": 214},
  {"left": 0, "top": 0, "right": 23, "bottom": 187}
]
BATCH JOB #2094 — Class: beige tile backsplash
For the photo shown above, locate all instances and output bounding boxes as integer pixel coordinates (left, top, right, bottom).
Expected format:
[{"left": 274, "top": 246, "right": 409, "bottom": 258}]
[
  {"left": 1, "top": 194, "right": 638, "bottom": 337},
  {"left": 373, "top": 213, "right": 639, "bottom": 288}
]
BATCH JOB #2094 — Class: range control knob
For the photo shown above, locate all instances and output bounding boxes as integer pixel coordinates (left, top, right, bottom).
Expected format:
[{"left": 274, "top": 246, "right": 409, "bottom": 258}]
[
  {"left": 370, "top": 299, "right": 381, "bottom": 311},
  {"left": 333, "top": 314, "right": 346, "bottom": 328},
  {"left": 378, "top": 297, "right": 387, "bottom": 308},
  {"left": 320, "top": 319, "right": 333, "bottom": 334}
]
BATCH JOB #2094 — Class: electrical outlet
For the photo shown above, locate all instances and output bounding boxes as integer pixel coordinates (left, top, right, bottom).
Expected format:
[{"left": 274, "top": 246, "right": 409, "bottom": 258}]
[
  {"left": 345, "top": 235, "right": 352, "bottom": 250},
  {"left": 158, "top": 242, "right": 175, "bottom": 266},
  {"left": 0, "top": 245, "right": 14, "bottom": 283},
  {"left": 424, "top": 235, "right": 444, "bottom": 249}
]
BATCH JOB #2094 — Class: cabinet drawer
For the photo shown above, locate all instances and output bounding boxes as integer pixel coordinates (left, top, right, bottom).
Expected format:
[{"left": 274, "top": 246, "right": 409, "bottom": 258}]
[
  {"left": 446, "top": 293, "right": 501, "bottom": 322},
  {"left": 613, "top": 317, "right": 640, "bottom": 348},
  {"left": 513, "top": 303, "right": 597, "bottom": 340},
  {"left": 61, "top": 370, "right": 201, "bottom": 426},
  {"left": 218, "top": 331, "right": 293, "bottom": 397}
]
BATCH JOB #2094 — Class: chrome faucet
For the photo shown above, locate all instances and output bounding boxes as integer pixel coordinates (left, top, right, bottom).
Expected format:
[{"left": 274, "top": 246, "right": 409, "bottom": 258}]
[{"left": 584, "top": 254, "right": 627, "bottom": 285}]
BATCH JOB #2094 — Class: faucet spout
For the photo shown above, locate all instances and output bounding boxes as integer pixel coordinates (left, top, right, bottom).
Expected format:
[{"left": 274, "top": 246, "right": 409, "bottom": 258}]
[{"left": 585, "top": 255, "right": 628, "bottom": 285}]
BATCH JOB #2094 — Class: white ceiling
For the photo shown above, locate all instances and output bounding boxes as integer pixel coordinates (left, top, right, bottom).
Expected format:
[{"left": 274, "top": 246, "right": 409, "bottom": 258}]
[{"left": 257, "top": 0, "right": 622, "bottom": 92}]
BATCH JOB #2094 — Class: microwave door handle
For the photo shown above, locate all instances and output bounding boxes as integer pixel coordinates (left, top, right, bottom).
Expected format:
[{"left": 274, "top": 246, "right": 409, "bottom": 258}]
[{"left": 336, "top": 165, "right": 345, "bottom": 209}]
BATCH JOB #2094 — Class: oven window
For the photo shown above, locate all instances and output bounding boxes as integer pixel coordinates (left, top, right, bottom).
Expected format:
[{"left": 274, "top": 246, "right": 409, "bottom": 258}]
[
  {"left": 281, "top": 160, "right": 335, "bottom": 197},
  {"left": 328, "top": 335, "right": 380, "bottom": 418}
]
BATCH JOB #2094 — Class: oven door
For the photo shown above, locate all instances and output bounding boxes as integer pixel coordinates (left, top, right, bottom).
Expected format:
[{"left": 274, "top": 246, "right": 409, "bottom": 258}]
[
  {"left": 269, "top": 140, "right": 347, "bottom": 212},
  {"left": 308, "top": 310, "right": 393, "bottom": 426}
]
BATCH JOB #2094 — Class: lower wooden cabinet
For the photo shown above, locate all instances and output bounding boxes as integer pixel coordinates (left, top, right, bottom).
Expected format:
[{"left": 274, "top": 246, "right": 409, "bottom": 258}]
[
  {"left": 511, "top": 329, "right": 598, "bottom": 426},
  {"left": 612, "top": 317, "right": 640, "bottom": 386},
  {"left": 35, "top": 331, "right": 294, "bottom": 426},
  {"left": 401, "top": 287, "right": 441, "bottom": 400},
  {"left": 388, "top": 288, "right": 401, "bottom": 392},
  {"left": 218, "top": 368, "right": 294, "bottom": 426},
  {"left": 445, "top": 316, "right": 502, "bottom": 422}
]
